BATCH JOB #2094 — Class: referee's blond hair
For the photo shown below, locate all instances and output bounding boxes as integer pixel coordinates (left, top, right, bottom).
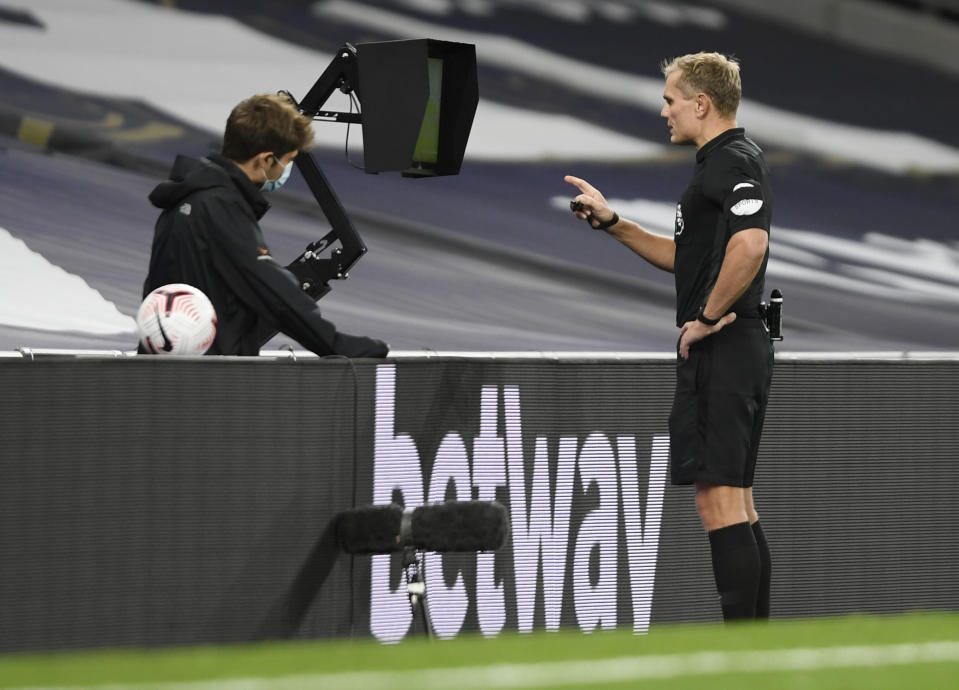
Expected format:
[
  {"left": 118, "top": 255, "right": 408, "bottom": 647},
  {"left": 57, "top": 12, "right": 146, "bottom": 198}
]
[{"left": 661, "top": 52, "right": 742, "bottom": 118}]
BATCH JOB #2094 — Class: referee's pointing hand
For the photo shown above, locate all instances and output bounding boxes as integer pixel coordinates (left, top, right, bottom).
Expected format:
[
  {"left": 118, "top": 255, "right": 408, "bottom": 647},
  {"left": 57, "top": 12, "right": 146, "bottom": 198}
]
[{"left": 565, "top": 175, "right": 616, "bottom": 229}]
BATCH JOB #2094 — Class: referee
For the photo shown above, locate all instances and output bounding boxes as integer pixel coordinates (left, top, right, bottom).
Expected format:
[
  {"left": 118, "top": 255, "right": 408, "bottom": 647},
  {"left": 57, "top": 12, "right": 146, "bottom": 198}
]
[{"left": 566, "top": 52, "right": 774, "bottom": 621}]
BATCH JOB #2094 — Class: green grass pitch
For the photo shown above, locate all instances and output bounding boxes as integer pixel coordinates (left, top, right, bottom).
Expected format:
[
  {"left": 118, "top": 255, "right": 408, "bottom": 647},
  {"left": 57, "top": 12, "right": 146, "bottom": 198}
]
[{"left": 2, "top": 612, "right": 958, "bottom": 689}]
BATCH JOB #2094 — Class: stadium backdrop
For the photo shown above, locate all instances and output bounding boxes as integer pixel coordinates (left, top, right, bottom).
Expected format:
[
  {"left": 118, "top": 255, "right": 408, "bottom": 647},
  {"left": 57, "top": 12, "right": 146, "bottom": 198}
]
[{"left": 0, "top": 354, "right": 957, "bottom": 652}]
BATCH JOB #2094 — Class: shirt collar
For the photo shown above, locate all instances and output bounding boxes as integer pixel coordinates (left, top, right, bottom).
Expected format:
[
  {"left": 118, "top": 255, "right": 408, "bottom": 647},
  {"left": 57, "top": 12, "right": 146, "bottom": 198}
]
[{"left": 696, "top": 127, "right": 745, "bottom": 163}]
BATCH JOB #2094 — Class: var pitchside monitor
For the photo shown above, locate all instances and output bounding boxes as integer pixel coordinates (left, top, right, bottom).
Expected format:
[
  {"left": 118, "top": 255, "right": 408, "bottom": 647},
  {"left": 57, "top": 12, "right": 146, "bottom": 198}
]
[
  {"left": 355, "top": 39, "right": 477, "bottom": 177},
  {"left": 281, "top": 38, "right": 476, "bottom": 301}
]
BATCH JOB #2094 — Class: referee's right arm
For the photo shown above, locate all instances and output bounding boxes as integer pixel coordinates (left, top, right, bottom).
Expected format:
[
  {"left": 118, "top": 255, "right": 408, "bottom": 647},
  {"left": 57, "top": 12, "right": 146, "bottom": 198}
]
[
  {"left": 565, "top": 174, "right": 675, "bottom": 273},
  {"left": 604, "top": 217, "right": 675, "bottom": 273}
]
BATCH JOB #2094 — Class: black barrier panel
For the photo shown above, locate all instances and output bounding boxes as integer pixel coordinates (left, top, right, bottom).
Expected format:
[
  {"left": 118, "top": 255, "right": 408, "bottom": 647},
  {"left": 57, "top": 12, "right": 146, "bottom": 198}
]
[
  {"left": 1, "top": 357, "right": 958, "bottom": 651},
  {"left": 355, "top": 359, "right": 959, "bottom": 642},
  {"left": 0, "top": 358, "right": 372, "bottom": 651},
  {"left": 355, "top": 361, "right": 682, "bottom": 641}
]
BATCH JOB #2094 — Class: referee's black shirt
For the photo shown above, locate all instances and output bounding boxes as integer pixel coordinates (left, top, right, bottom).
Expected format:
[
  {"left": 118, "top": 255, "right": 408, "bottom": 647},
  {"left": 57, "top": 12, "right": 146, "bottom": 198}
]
[{"left": 672, "top": 127, "right": 772, "bottom": 327}]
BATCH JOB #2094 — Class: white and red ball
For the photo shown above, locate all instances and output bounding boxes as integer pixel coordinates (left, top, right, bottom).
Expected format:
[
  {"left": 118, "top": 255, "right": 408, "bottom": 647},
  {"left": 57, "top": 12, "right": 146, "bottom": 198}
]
[{"left": 136, "top": 283, "right": 217, "bottom": 356}]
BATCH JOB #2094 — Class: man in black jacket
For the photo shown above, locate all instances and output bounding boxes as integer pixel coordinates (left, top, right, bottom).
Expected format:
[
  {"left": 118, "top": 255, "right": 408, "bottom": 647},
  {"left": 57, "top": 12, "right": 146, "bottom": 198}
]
[{"left": 141, "top": 93, "right": 388, "bottom": 358}]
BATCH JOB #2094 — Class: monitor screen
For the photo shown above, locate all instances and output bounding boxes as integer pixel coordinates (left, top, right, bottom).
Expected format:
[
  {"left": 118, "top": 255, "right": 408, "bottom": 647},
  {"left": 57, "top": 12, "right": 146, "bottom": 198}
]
[{"left": 411, "top": 57, "right": 443, "bottom": 166}]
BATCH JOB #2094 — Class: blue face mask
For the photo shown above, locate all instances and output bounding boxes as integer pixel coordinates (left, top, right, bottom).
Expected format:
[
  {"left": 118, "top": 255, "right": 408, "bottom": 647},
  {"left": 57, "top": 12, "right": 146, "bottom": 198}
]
[{"left": 261, "top": 155, "right": 293, "bottom": 192}]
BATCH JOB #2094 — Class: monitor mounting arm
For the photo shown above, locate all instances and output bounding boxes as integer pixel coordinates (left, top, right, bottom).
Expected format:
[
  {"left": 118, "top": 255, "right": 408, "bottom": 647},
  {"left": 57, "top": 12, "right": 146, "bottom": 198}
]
[{"left": 284, "top": 44, "right": 365, "bottom": 301}]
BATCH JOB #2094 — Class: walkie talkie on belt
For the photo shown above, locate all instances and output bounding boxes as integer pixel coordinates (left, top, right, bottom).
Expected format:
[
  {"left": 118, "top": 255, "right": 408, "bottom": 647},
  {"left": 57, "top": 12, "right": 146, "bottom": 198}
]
[{"left": 759, "top": 289, "right": 784, "bottom": 341}]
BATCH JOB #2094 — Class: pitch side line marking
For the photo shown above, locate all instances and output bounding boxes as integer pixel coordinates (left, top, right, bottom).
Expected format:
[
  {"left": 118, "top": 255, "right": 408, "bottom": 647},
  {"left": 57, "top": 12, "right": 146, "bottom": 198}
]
[{"left": 11, "top": 640, "right": 959, "bottom": 690}]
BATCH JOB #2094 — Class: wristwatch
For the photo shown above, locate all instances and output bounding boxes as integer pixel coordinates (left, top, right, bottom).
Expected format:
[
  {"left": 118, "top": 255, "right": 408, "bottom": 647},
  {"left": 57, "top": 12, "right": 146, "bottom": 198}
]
[
  {"left": 697, "top": 310, "right": 721, "bottom": 326},
  {"left": 592, "top": 211, "right": 619, "bottom": 230}
]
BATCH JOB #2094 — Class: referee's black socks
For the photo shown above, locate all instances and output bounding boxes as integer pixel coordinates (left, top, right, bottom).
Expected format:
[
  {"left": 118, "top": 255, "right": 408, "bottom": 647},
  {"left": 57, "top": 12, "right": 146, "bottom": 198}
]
[
  {"left": 708, "top": 521, "right": 761, "bottom": 621},
  {"left": 751, "top": 520, "right": 772, "bottom": 619}
]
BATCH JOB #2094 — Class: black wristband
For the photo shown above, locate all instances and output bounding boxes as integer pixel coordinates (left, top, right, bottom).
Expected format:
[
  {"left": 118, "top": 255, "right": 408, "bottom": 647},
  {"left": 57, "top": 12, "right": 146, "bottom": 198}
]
[
  {"left": 697, "top": 310, "right": 721, "bottom": 326},
  {"left": 591, "top": 211, "right": 619, "bottom": 230}
]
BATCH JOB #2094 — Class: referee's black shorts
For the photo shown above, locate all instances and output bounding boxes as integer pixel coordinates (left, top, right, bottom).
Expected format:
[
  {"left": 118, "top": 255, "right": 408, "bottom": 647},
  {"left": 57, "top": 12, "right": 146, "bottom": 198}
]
[{"left": 668, "top": 318, "right": 774, "bottom": 487}]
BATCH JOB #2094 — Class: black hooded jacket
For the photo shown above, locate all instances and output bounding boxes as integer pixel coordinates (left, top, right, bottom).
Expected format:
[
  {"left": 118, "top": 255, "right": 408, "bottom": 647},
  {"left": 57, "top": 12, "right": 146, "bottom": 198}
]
[{"left": 142, "top": 153, "right": 387, "bottom": 357}]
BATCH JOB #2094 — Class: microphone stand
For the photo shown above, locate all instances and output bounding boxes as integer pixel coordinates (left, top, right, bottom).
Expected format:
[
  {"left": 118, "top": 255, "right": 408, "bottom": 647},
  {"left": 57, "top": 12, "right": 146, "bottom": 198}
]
[{"left": 402, "top": 546, "right": 434, "bottom": 639}]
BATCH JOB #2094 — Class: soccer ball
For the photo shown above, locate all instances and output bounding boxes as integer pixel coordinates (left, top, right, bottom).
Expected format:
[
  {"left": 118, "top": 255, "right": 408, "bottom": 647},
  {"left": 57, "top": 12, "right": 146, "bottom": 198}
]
[{"left": 136, "top": 283, "right": 217, "bottom": 356}]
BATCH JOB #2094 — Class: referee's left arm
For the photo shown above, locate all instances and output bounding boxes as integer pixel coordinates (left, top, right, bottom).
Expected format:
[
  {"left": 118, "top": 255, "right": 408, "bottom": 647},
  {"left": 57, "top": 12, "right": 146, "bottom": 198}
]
[
  {"left": 699, "top": 227, "right": 768, "bottom": 321},
  {"left": 678, "top": 227, "right": 767, "bottom": 360}
]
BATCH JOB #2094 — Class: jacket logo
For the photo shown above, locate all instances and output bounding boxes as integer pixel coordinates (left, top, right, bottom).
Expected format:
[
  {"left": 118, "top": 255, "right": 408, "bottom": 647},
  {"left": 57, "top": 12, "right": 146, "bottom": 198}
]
[
  {"left": 178, "top": 203, "right": 191, "bottom": 216},
  {"left": 675, "top": 203, "right": 684, "bottom": 237}
]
